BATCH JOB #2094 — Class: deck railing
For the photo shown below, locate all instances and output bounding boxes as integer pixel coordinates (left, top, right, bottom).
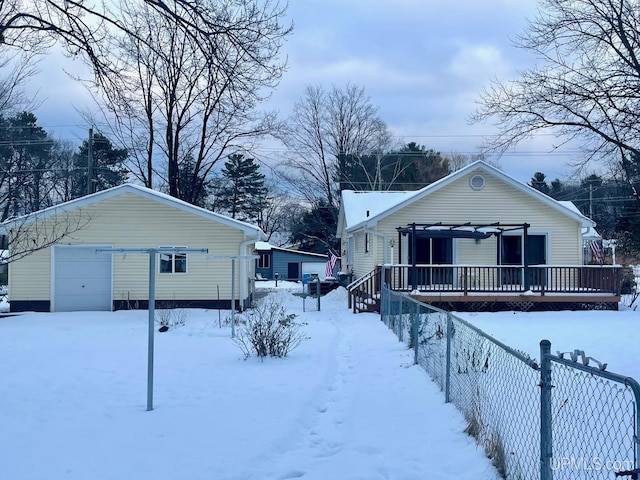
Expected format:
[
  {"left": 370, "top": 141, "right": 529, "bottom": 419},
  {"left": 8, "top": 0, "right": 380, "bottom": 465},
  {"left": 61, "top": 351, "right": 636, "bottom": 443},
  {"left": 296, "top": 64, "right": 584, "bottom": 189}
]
[
  {"left": 383, "top": 264, "right": 622, "bottom": 295},
  {"left": 348, "top": 264, "right": 622, "bottom": 312}
]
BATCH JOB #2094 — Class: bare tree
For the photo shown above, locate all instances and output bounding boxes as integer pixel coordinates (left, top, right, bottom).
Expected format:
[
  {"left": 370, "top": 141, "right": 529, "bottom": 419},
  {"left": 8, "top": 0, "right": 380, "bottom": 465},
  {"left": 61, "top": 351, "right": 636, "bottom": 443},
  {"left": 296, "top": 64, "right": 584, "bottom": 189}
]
[
  {"left": 447, "top": 152, "right": 501, "bottom": 172},
  {"left": 473, "top": 0, "right": 640, "bottom": 198},
  {"left": 256, "top": 180, "right": 305, "bottom": 245},
  {"left": 0, "top": 50, "right": 39, "bottom": 114},
  {"left": 0, "top": 208, "right": 93, "bottom": 264},
  {"left": 281, "top": 84, "right": 392, "bottom": 208},
  {"left": 84, "top": 0, "right": 289, "bottom": 203},
  {"left": 0, "top": 1, "right": 289, "bottom": 92}
]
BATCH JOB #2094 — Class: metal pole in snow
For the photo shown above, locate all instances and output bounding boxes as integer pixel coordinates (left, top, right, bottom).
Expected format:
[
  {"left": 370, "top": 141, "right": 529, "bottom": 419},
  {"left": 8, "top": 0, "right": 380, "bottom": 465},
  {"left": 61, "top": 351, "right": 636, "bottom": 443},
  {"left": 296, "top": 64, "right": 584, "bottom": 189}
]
[
  {"left": 147, "top": 250, "right": 156, "bottom": 411},
  {"left": 231, "top": 258, "right": 236, "bottom": 339}
]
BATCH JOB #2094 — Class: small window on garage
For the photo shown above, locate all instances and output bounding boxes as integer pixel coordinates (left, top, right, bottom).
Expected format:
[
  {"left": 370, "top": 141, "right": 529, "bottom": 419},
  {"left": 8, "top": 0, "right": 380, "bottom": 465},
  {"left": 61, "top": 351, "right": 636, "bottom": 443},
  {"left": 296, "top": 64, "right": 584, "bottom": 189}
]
[{"left": 159, "top": 247, "right": 188, "bottom": 274}]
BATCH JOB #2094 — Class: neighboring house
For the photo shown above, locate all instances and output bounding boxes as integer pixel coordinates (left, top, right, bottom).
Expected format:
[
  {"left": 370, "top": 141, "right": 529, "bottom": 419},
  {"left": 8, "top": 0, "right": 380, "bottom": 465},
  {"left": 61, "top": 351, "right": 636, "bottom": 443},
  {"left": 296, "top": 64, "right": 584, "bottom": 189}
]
[
  {"left": 337, "top": 161, "right": 622, "bottom": 311},
  {"left": 254, "top": 242, "right": 332, "bottom": 281},
  {"left": 1, "top": 184, "right": 265, "bottom": 312}
]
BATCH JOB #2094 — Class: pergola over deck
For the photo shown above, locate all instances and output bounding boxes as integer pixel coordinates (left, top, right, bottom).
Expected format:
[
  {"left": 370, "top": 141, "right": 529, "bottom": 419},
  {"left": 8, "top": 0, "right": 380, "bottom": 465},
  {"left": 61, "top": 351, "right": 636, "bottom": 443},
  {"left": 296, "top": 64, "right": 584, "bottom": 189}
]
[
  {"left": 396, "top": 222, "right": 533, "bottom": 291},
  {"left": 346, "top": 222, "right": 622, "bottom": 312}
]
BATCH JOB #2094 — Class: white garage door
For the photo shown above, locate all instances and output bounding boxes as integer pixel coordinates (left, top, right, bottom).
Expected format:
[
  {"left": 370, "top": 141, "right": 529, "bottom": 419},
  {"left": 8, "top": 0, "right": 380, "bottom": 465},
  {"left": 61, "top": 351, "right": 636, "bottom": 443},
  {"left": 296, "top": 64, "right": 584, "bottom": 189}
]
[{"left": 54, "top": 246, "right": 112, "bottom": 312}]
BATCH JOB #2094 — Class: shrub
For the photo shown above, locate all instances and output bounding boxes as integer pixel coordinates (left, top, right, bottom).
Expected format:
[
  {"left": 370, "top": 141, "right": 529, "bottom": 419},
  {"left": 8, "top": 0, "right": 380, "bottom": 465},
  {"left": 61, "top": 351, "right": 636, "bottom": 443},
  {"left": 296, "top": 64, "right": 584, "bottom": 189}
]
[
  {"left": 154, "top": 301, "right": 188, "bottom": 328},
  {"left": 620, "top": 266, "right": 637, "bottom": 295},
  {"left": 234, "top": 296, "right": 307, "bottom": 360}
]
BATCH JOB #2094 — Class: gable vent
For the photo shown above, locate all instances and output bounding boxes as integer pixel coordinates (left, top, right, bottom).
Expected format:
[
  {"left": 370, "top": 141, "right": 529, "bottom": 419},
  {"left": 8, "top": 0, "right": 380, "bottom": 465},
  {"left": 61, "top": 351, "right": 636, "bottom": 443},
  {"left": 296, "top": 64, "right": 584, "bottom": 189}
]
[{"left": 469, "top": 174, "right": 485, "bottom": 191}]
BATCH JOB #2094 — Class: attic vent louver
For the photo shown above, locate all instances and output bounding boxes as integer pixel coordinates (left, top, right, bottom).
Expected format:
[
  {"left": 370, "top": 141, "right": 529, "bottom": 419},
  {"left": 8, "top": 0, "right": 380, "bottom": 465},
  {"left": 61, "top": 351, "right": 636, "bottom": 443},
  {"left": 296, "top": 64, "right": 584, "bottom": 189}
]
[{"left": 470, "top": 174, "right": 485, "bottom": 191}]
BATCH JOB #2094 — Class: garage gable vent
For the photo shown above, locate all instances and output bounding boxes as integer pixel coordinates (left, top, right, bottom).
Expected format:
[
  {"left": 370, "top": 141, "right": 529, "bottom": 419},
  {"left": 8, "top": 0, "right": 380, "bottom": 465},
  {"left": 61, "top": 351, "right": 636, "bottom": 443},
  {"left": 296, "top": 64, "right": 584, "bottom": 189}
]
[{"left": 469, "top": 174, "right": 485, "bottom": 190}]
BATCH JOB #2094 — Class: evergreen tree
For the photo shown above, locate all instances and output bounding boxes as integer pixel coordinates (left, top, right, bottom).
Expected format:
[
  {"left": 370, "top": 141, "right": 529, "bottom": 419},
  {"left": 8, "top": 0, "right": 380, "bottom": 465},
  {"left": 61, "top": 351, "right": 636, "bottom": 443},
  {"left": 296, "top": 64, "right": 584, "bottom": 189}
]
[
  {"left": 177, "top": 154, "right": 211, "bottom": 208},
  {"left": 530, "top": 172, "right": 550, "bottom": 195},
  {"left": 288, "top": 201, "right": 338, "bottom": 254},
  {"left": 70, "top": 132, "right": 129, "bottom": 199},
  {"left": 381, "top": 143, "right": 450, "bottom": 191},
  {"left": 0, "top": 112, "right": 56, "bottom": 219},
  {"left": 550, "top": 178, "right": 564, "bottom": 198},
  {"left": 215, "top": 154, "right": 268, "bottom": 222}
]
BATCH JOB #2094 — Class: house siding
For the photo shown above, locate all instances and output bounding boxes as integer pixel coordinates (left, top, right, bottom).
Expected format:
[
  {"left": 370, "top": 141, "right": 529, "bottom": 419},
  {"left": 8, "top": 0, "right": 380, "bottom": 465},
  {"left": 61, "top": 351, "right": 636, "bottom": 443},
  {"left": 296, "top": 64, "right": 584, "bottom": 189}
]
[
  {"left": 342, "top": 169, "right": 583, "bottom": 279},
  {"left": 9, "top": 193, "right": 256, "bottom": 308},
  {"left": 270, "top": 250, "right": 326, "bottom": 281}
]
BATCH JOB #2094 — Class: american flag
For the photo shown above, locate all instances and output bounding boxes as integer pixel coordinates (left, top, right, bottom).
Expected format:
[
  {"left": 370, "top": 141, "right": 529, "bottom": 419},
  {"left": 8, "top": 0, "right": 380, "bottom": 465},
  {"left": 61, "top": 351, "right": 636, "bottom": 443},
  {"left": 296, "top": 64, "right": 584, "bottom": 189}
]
[
  {"left": 325, "top": 251, "right": 338, "bottom": 278},
  {"left": 589, "top": 241, "right": 605, "bottom": 265}
]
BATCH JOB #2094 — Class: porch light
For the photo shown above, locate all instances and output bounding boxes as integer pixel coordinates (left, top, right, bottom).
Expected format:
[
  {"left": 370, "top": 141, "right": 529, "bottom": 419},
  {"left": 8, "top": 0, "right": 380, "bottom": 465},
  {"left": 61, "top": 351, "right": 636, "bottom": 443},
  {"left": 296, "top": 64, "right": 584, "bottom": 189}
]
[{"left": 389, "top": 239, "right": 395, "bottom": 247}]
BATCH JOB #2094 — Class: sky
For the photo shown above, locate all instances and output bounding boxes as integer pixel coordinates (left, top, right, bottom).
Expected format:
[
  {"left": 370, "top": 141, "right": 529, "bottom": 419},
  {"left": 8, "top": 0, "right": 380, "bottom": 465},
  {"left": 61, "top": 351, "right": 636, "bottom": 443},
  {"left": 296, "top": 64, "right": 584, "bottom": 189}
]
[
  {"left": 0, "top": 283, "right": 637, "bottom": 480},
  {"left": 27, "top": 0, "right": 591, "bottom": 184}
]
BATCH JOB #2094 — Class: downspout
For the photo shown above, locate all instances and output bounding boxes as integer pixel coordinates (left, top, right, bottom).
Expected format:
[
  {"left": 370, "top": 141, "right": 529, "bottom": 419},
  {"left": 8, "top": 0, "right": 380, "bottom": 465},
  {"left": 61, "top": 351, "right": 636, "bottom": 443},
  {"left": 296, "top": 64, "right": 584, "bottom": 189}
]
[{"left": 240, "top": 233, "right": 262, "bottom": 310}]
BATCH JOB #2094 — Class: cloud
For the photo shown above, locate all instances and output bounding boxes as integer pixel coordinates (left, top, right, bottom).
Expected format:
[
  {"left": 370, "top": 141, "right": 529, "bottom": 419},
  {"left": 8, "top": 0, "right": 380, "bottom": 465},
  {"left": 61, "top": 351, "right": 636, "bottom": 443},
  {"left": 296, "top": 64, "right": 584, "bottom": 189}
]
[{"left": 447, "top": 44, "right": 509, "bottom": 80}]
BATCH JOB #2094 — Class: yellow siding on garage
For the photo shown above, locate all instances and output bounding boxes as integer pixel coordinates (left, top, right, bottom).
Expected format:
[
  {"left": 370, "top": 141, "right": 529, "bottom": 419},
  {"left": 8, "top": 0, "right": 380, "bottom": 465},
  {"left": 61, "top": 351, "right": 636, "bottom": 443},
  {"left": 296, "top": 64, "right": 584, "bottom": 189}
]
[{"left": 9, "top": 192, "right": 254, "bottom": 303}]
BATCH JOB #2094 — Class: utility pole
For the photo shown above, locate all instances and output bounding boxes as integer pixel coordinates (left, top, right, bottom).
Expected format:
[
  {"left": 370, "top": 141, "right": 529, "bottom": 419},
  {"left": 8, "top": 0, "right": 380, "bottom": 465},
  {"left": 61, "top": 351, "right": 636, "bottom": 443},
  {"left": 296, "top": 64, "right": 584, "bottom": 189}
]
[
  {"left": 87, "top": 127, "right": 93, "bottom": 196},
  {"left": 589, "top": 181, "right": 593, "bottom": 219}
]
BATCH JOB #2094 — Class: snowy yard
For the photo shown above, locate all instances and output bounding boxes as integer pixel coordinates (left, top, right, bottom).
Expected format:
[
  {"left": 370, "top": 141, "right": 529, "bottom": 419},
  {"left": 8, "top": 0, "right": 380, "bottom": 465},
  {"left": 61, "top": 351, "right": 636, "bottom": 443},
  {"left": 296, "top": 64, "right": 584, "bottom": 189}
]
[
  {"left": 1, "top": 281, "right": 638, "bottom": 480},
  {"left": 0, "top": 286, "right": 501, "bottom": 480},
  {"left": 458, "top": 306, "right": 640, "bottom": 380}
]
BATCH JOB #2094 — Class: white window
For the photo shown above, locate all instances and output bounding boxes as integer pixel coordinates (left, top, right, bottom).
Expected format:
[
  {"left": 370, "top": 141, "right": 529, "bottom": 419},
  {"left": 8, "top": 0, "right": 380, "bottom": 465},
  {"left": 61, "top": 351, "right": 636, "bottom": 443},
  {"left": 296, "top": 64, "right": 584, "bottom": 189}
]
[
  {"left": 257, "top": 253, "right": 270, "bottom": 269},
  {"left": 159, "top": 247, "right": 188, "bottom": 274}
]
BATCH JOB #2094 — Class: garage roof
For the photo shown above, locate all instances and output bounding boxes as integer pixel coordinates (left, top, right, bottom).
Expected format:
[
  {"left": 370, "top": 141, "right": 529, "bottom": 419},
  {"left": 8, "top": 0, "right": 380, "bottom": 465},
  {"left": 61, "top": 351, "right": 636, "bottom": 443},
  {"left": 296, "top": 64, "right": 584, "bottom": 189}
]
[{"left": 0, "top": 184, "right": 266, "bottom": 239}]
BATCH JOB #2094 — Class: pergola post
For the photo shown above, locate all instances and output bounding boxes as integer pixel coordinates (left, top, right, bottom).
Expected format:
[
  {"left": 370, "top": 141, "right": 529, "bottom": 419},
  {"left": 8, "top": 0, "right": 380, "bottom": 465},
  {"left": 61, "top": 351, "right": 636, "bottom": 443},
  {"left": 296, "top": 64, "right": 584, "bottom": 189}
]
[{"left": 523, "top": 224, "right": 530, "bottom": 291}]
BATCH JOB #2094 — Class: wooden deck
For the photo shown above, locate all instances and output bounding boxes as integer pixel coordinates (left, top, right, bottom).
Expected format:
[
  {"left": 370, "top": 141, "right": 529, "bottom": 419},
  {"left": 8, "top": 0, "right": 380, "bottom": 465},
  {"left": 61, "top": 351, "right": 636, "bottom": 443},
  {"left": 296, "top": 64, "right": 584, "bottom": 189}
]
[{"left": 348, "top": 264, "right": 623, "bottom": 312}]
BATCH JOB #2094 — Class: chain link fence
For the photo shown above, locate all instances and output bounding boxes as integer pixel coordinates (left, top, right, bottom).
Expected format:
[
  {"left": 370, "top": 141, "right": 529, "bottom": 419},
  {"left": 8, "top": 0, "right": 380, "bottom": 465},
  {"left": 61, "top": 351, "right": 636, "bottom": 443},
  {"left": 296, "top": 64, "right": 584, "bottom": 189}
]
[{"left": 380, "top": 284, "right": 640, "bottom": 480}]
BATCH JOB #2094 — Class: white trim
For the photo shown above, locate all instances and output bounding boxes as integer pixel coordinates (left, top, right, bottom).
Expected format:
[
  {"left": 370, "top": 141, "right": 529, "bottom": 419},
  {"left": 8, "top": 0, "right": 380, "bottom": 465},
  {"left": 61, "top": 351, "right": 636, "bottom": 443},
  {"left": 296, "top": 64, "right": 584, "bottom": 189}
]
[{"left": 158, "top": 245, "right": 188, "bottom": 275}]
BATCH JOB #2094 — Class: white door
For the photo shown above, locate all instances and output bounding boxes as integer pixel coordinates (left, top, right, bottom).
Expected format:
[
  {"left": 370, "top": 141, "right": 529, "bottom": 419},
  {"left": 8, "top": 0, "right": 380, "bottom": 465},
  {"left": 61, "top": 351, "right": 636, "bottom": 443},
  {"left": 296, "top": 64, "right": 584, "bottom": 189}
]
[{"left": 53, "top": 246, "right": 112, "bottom": 311}]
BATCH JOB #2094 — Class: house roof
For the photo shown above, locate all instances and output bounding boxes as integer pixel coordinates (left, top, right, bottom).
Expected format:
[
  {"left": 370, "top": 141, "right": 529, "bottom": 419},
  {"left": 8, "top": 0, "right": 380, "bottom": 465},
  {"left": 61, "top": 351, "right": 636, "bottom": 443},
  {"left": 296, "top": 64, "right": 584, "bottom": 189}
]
[
  {"left": 254, "top": 241, "right": 327, "bottom": 259},
  {"left": 0, "top": 183, "right": 267, "bottom": 239},
  {"left": 340, "top": 161, "right": 595, "bottom": 233}
]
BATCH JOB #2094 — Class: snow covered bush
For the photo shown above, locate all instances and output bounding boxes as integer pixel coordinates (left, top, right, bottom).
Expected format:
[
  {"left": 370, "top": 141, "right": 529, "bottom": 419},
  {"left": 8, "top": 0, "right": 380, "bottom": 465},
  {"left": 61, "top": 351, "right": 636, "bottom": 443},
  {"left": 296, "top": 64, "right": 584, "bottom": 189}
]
[{"left": 234, "top": 296, "right": 307, "bottom": 360}]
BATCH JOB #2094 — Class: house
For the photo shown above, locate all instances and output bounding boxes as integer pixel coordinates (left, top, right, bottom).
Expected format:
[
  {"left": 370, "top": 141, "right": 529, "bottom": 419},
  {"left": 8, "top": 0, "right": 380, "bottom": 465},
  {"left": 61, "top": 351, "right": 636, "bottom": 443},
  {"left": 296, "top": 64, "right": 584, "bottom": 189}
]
[
  {"left": 254, "top": 242, "right": 333, "bottom": 281},
  {"left": 337, "top": 161, "right": 622, "bottom": 312},
  {"left": 1, "top": 184, "right": 266, "bottom": 312}
]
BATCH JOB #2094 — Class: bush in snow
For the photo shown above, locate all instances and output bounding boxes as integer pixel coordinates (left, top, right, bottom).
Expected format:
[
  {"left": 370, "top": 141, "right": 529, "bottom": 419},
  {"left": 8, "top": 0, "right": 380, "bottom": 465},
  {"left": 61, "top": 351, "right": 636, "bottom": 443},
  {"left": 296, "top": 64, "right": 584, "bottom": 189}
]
[
  {"left": 234, "top": 296, "right": 307, "bottom": 360},
  {"left": 154, "top": 302, "right": 189, "bottom": 329}
]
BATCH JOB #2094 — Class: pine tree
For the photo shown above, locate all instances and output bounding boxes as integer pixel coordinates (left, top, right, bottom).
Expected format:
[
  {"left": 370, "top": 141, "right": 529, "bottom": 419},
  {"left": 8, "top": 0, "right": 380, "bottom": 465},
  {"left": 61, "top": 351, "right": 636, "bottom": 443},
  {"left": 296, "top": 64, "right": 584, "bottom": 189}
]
[
  {"left": 70, "top": 132, "right": 129, "bottom": 199},
  {"left": 215, "top": 154, "right": 268, "bottom": 222}
]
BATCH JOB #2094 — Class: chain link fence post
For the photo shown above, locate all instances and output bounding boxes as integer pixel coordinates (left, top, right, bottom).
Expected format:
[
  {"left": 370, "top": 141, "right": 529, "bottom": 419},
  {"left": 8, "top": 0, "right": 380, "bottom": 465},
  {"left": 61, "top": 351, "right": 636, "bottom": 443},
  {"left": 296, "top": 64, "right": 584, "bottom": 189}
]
[
  {"left": 397, "top": 294, "right": 403, "bottom": 339},
  {"left": 445, "top": 312, "right": 453, "bottom": 404},
  {"left": 412, "top": 301, "right": 419, "bottom": 365},
  {"left": 380, "top": 266, "right": 387, "bottom": 321},
  {"left": 540, "top": 339, "right": 553, "bottom": 480}
]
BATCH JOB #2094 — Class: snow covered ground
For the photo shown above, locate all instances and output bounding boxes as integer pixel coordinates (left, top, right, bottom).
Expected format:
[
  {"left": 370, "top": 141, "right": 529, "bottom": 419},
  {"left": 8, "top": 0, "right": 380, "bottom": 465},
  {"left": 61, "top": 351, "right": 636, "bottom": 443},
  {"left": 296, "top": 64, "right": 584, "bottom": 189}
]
[
  {"left": 457, "top": 306, "right": 640, "bottom": 380},
  {"left": 0, "top": 284, "right": 501, "bottom": 480},
  {"left": 1, "top": 280, "right": 637, "bottom": 480}
]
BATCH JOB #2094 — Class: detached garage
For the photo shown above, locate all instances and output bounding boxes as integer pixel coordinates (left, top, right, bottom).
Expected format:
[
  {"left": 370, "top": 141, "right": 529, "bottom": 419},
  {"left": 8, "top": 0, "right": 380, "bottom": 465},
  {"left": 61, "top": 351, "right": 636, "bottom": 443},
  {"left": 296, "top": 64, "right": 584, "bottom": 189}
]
[{"left": 2, "top": 184, "right": 266, "bottom": 312}]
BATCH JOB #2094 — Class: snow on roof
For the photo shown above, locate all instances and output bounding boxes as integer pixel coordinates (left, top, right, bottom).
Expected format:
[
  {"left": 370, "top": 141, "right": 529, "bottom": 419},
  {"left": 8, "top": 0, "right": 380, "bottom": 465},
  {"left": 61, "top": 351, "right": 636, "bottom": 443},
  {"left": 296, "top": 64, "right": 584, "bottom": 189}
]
[
  {"left": 255, "top": 241, "right": 272, "bottom": 251},
  {"left": 341, "top": 190, "right": 420, "bottom": 230},
  {"left": 254, "top": 241, "right": 326, "bottom": 258}
]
